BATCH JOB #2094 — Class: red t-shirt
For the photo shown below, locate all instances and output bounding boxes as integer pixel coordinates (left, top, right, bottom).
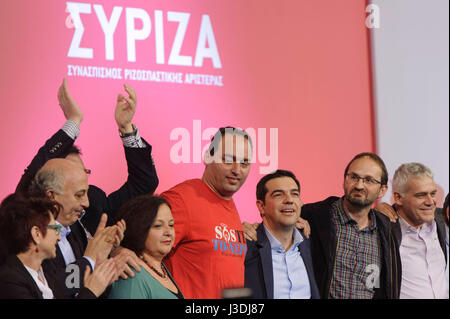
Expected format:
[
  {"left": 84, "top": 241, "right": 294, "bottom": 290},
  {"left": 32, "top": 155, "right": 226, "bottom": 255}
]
[{"left": 162, "top": 179, "right": 247, "bottom": 299}]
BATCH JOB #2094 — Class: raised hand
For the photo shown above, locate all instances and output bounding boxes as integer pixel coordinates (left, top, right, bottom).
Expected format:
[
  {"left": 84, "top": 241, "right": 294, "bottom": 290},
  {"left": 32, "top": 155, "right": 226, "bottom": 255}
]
[
  {"left": 113, "top": 219, "right": 126, "bottom": 248},
  {"left": 84, "top": 213, "right": 117, "bottom": 265},
  {"left": 57, "top": 78, "right": 83, "bottom": 126},
  {"left": 115, "top": 84, "right": 137, "bottom": 134}
]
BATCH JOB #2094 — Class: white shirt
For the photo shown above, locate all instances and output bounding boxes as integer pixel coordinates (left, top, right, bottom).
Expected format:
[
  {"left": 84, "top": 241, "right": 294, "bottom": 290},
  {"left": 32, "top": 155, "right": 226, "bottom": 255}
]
[
  {"left": 398, "top": 216, "right": 448, "bottom": 299},
  {"left": 24, "top": 265, "right": 54, "bottom": 299}
]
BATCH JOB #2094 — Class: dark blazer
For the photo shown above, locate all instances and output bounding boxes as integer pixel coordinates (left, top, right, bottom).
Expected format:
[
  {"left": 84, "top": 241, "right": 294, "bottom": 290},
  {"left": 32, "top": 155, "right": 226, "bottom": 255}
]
[
  {"left": 301, "top": 196, "right": 401, "bottom": 299},
  {"left": 15, "top": 128, "right": 159, "bottom": 234},
  {"left": 244, "top": 224, "right": 320, "bottom": 299},
  {"left": 0, "top": 255, "right": 96, "bottom": 299}
]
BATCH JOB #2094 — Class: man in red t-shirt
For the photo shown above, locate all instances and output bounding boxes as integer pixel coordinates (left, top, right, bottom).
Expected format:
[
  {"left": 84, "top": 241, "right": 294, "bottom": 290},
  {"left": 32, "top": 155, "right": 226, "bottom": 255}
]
[{"left": 162, "top": 127, "right": 252, "bottom": 299}]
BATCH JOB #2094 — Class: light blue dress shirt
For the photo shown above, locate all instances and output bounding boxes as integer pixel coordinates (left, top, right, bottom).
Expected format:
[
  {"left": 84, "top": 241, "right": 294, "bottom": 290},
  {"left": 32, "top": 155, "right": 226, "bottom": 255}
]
[
  {"left": 263, "top": 225, "right": 311, "bottom": 299},
  {"left": 55, "top": 221, "right": 95, "bottom": 270}
]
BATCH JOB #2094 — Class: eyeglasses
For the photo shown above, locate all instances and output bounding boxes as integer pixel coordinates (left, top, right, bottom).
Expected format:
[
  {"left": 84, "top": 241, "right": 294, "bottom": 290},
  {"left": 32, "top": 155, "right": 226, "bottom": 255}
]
[
  {"left": 47, "top": 224, "right": 62, "bottom": 235},
  {"left": 345, "top": 173, "right": 382, "bottom": 186}
]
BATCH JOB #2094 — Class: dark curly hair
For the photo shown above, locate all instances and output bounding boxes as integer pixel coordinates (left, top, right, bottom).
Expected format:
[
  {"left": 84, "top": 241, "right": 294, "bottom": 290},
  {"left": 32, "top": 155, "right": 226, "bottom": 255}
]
[
  {"left": 0, "top": 192, "right": 60, "bottom": 256},
  {"left": 114, "top": 194, "right": 172, "bottom": 256}
]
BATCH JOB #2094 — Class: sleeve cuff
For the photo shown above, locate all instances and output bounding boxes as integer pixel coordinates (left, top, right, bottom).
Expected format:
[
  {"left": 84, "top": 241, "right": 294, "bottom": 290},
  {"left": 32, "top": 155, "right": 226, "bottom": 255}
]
[
  {"left": 62, "top": 120, "right": 80, "bottom": 140},
  {"left": 121, "top": 127, "right": 146, "bottom": 148},
  {"left": 83, "top": 256, "right": 96, "bottom": 271}
]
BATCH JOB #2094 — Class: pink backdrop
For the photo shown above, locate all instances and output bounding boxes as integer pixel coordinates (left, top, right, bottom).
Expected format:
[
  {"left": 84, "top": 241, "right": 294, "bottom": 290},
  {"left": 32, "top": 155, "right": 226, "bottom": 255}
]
[{"left": 0, "top": 0, "right": 374, "bottom": 223}]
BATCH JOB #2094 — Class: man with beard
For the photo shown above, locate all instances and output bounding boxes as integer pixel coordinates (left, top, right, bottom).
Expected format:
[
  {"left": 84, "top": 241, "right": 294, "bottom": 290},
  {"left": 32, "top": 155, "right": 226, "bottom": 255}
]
[
  {"left": 243, "top": 152, "right": 401, "bottom": 298},
  {"left": 300, "top": 152, "right": 400, "bottom": 299}
]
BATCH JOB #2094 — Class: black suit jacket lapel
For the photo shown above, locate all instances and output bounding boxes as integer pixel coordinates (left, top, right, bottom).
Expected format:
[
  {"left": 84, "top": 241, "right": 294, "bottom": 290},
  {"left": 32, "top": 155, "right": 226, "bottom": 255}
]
[
  {"left": 8, "top": 255, "right": 44, "bottom": 299},
  {"left": 256, "top": 225, "right": 274, "bottom": 299},
  {"left": 67, "top": 221, "right": 87, "bottom": 259},
  {"left": 298, "top": 239, "right": 321, "bottom": 299}
]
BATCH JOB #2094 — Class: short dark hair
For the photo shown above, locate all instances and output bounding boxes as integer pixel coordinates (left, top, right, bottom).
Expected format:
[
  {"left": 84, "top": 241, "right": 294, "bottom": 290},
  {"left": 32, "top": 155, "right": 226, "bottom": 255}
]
[
  {"left": 208, "top": 126, "right": 253, "bottom": 156},
  {"left": 114, "top": 194, "right": 171, "bottom": 256},
  {"left": 0, "top": 192, "right": 60, "bottom": 256},
  {"left": 344, "top": 152, "right": 388, "bottom": 185},
  {"left": 67, "top": 145, "right": 82, "bottom": 156},
  {"left": 256, "top": 170, "right": 300, "bottom": 203}
]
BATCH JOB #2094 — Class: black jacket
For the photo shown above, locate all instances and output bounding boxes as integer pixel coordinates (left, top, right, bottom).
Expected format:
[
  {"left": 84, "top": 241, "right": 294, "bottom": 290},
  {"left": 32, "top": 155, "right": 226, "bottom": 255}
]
[
  {"left": 244, "top": 224, "right": 320, "bottom": 299},
  {"left": 15, "top": 128, "right": 159, "bottom": 235},
  {"left": 8, "top": 128, "right": 159, "bottom": 295},
  {"left": 391, "top": 206, "right": 447, "bottom": 263},
  {"left": 0, "top": 255, "right": 96, "bottom": 299},
  {"left": 301, "top": 196, "right": 401, "bottom": 299}
]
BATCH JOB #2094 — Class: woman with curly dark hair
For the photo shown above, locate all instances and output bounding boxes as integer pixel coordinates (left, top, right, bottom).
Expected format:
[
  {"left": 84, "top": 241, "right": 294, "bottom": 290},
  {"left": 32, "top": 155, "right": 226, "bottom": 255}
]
[{"left": 108, "top": 194, "right": 183, "bottom": 299}]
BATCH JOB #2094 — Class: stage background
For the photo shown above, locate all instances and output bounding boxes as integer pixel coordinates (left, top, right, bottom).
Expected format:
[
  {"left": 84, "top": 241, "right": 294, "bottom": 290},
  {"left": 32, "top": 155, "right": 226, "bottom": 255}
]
[
  {"left": 370, "top": 0, "right": 449, "bottom": 205},
  {"left": 0, "top": 0, "right": 446, "bottom": 223}
]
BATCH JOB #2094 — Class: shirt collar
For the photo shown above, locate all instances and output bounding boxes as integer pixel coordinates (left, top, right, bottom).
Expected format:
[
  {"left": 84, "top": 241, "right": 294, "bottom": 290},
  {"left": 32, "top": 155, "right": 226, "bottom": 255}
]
[
  {"left": 336, "top": 197, "right": 377, "bottom": 231},
  {"left": 263, "top": 224, "right": 304, "bottom": 253},
  {"left": 55, "top": 220, "right": 71, "bottom": 238},
  {"left": 398, "top": 215, "right": 435, "bottom": 234}
]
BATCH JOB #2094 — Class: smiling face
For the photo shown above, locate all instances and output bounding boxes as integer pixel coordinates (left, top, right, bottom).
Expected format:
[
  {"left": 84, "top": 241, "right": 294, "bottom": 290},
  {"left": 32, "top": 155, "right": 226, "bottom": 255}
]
[
  {"left": 343, "top": 157, "right": 387, "bottom": 208},
  {"left": 258, "top": 176, "right": 303, "bottom": 231},
  {"left": 52, "top": 166, "right": 89, "bottom": 227},
  {"left": 144, "top": 204, "right": 175, "bottom": 259},
  {"left": 203, "top": 133, "right": 252, "bottom": 199},
  {"left": 394, "top": 176, "right": 437, "bottom": 228}
]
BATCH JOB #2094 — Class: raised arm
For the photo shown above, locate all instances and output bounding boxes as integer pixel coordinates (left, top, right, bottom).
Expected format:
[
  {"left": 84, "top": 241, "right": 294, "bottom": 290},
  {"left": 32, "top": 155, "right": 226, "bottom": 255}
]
[{"left": 16, "top": 79, "right": 82, "bottom": 193}]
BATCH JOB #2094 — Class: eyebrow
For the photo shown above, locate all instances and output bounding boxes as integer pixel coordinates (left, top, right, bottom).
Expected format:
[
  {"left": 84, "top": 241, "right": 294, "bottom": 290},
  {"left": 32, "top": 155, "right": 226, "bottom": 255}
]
[
  {"left": 414, "top": 190, "right": 437, "bottom": 196},
  {"left": 349, "top": 172, "right": 378, "bottom": 179},
  {"left": 154, "top": 219, "right": 175, "bottom": 223},
  {"left": 223, "top": 154, "right": 249, "bottom": 163},
  {"left": 270, "top": 188, "right": 300, "bottom": 195}
]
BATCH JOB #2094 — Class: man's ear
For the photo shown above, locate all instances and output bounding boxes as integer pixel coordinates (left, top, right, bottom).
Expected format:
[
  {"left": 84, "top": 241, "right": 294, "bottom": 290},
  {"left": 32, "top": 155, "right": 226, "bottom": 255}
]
[
  {"left": 204, "top": 150, "right": 213, "bottom": 165},
  {"left": 30, "top": 226, "right": 41, "bottom": 245},
  {"left": 393, "top": 191, "right": 403, "bottom": 206},
  {"left": 45, "top": 190, "right": 55, "bottom": 200},
  {"left": 256, "top": 200, "right": 265, "bottom": 218},
  {"left": 377, "top": 184, "right": 388, "bottom": 199}
]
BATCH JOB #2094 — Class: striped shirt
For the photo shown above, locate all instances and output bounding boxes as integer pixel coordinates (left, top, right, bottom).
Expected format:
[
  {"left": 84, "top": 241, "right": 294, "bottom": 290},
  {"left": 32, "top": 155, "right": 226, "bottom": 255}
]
[
  {"left": 62, "top": 120, "right": 146, "bottom": 148},
  {"left": 329, "top": 198, "right": 381, "bottom": 299}
]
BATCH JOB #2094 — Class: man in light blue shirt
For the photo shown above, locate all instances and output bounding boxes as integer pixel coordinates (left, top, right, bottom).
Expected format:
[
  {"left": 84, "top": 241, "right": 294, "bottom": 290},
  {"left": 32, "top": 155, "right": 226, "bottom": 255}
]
[
  {"left": 244, "top": 170, "right": 320, "bottom": 299},
  {"left": 31, "top": 158, "right": 121, "bottom": 296}
]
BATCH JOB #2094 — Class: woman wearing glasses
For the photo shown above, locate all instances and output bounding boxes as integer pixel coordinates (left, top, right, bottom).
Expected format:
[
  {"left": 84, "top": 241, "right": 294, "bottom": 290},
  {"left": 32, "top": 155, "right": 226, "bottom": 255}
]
[
  {"left": 0, "top": 193, "right": 116, "bottom": 299},
  {"left": 108, "top": 194, "right": 184, "bottom": 299}
]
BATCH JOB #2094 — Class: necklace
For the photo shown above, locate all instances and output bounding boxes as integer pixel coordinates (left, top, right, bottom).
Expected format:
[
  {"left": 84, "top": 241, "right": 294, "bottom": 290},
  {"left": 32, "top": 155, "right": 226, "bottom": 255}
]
[{"left": 140, "top": 256, "right": 167, "bottom": 279}]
